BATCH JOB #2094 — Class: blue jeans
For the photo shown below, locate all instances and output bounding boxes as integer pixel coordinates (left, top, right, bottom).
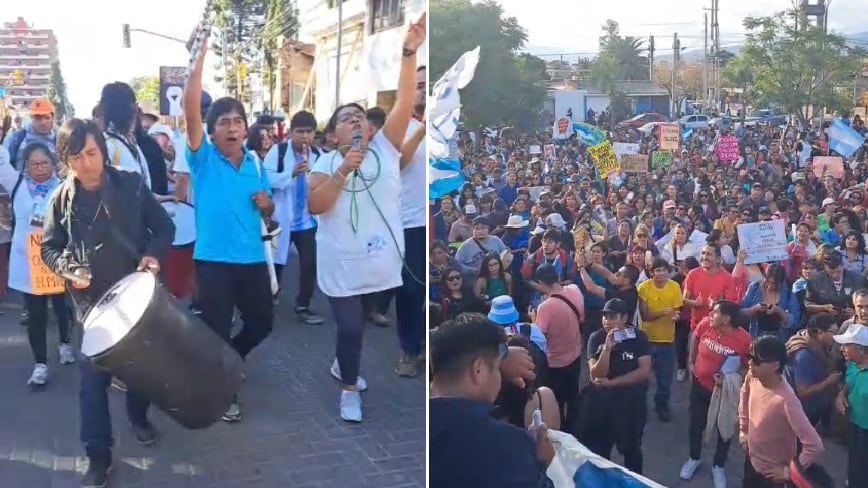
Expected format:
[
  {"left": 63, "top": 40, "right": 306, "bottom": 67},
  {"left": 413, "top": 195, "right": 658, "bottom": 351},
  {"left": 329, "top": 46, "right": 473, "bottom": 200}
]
[
  {"left": 395, "top": 226, "right": 426, "bottom": 356},
  {"left": 650, "top": 342, "right": 675, "bottom": 410},
  {"left": 79, "top": 360, "right": 150, "bottom": 463}
]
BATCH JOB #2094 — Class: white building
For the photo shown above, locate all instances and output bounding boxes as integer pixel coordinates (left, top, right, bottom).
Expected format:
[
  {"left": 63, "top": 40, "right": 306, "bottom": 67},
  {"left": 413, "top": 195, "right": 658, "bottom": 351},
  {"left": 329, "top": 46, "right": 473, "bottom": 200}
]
[
  {"left": 293, "top": 0, "right": 427, "bottom": 124},
  {"left": 0, "top": 17, "right": 58, "bottom": 113}
]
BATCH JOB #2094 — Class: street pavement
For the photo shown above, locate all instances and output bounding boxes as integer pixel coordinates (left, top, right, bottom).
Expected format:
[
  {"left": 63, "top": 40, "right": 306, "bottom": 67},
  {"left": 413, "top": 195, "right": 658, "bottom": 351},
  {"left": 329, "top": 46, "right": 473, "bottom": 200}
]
[
  {"left": 636, "top": 373, "right": 849, "bottom": 487},
  {"left": 0, "top": 262, "right": 426, "bottom": 488}
]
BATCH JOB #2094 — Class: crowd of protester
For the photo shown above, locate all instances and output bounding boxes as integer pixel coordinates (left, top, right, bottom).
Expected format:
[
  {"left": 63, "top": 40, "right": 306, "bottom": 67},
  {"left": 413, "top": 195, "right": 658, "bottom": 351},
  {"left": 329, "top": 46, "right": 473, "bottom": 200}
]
[{"left": 429, "top": 112, "right": 868, "bottom": 488}]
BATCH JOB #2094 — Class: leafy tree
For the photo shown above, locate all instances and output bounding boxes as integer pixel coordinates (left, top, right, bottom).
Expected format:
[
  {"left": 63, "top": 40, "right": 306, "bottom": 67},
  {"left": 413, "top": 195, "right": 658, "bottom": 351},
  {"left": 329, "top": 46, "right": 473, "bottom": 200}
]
[
  {"left": 430, "top": 0, "right": 547, "bottom": 129},
  {"left": 211, "top": 0, "right": 269, "bottom": 102},
  {"left": 260, "top": 0, "right": 299, "bottom": 111},
  {"left": 721, "top": 54, "right": 754, "bottom": 121},
  {"left": 737, "top": 9, "right": 868, "bottom": 125},
  {"left": 47, "top": 60, "right": 71, "bottom": 120},
  {"left": 594, "top": 20, "right": 649, "bottom": 81},
  {"left": 653, "top": 62, "right": 704, "bottom": 102},
  {"left": 129, "top": 75, "right": 160, "bottom": 107}
]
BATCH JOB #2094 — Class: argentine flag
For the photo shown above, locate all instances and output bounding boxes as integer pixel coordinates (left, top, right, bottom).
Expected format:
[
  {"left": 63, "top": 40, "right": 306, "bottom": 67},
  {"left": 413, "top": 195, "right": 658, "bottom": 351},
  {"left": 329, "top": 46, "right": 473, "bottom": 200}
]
[
  {"left": 546, "top": 430, "right": 665, "bottom": 488},
  {"left": 682, "top": 127, "right": 693, "bottom": 140},
  {"left": 572, "top": 122, "right": 606, "bottom": 147},
  {"left": 428, "top": 47, "right": 481, "bottom": 199},
  {"left": 828, "top": 118, "right": 865, "bottom": 158}
]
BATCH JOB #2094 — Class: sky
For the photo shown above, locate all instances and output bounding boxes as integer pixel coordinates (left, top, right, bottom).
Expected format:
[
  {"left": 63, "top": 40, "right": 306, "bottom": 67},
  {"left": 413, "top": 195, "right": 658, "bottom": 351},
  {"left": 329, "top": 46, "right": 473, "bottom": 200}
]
[
  {"left": 493, "top": 0, "right": 865, "bottom": 60},
  {"left": 10, "top": 0, "right": 219, "bottom": 116}
]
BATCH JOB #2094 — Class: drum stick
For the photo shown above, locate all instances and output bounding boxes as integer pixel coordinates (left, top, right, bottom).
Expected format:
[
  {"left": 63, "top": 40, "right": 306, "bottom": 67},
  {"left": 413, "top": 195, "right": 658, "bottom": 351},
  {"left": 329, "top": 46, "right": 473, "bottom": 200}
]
[{"left": 261, "top": 220, "right": 279, "bottom": 295}]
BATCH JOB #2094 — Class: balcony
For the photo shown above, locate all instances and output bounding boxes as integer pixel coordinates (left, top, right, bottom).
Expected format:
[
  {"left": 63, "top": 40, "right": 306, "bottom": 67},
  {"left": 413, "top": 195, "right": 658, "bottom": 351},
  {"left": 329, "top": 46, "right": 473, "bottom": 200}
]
[
  {"left": 0, "top": 32, "right": 51, "bottom": 40},
  {"left": 297, "top": 0, "right": 367, "bottom": 39}
]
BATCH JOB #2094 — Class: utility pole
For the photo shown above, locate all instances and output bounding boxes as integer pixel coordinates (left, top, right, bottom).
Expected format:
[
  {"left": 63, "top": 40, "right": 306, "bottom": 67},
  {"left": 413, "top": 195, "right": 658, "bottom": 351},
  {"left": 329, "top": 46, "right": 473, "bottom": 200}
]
[
  {"left": 672, "top": 33, "right": 680, "bottom": 118},
  {"left": 648, "top": 35, "right": 655, "bottom": 81},
  {"left": 713, "top": 0, "right": 720, "bottom": 112},
  {"left": 703, "top": 12, "right": 709, "bottom": 110},
  {"left": 335, "top": 0, "right": 343, "bottom": 109},
  {"left": 222, "top": 30, "right": 229, "bottom": 95}
]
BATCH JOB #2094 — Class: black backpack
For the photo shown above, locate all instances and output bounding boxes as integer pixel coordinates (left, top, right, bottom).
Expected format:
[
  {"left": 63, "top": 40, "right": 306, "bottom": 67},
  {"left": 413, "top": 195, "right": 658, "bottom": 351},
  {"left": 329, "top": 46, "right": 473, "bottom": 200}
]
[{"left": 276, "top": 142, "right": 320, "bottom": 173}]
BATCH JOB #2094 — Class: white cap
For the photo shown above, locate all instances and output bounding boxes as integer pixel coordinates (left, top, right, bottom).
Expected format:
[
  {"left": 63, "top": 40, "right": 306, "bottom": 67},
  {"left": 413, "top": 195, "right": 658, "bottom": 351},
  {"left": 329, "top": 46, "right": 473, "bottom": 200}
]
[
  {"left": 833, "top": 323, "right": 868, "bottom": 347},
  {"left": 821, "top": 197, "right": 837, "bottom": 208},
  {"left": 148, "top": 123, "right": 174, "bottom": 139}
]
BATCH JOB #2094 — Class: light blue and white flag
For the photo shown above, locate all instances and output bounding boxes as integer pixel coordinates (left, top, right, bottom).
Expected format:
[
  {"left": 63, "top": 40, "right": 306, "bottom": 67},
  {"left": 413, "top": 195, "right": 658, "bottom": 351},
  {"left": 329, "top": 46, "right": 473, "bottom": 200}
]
[
  {"left": 682, "top": 127, "right": 693, "bottom": 140},
  {"left": 829, "top": 118, "right": 865, "bottom": 158},
  {"left": 428, "top": 47, "right": 481, "bottom": 199},
  {"left": 571, "top": 122, "right": 606, "bottom": 147}
]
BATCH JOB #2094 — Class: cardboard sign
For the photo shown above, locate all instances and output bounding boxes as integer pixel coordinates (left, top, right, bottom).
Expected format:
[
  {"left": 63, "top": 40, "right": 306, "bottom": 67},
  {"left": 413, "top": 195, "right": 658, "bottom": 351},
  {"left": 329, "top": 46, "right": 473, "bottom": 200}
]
[
  {"left": 529, "top": 145, "right": 542, "bottom": 155},
  {"left": 736, "top": 221, "right": 789, "bottom": 265},
  {"left": 812, "top": 156, "right": 845, "bottom": 179},
  {"left": 621, "top": 154, "right": 649, "bottom": 173},
  {"left": 716, "top": 135, "right": 740, "bottom": 162},
  {"left": 588, "top": 141, "right": 620, "bottom": 178},
  {"left": 658, "top": 124, "right": 680, "bottom": 150},
  {"left": 528, "top": 186, "right": 549, "bottom": 201},
  {"left": 613, "top": 142, "right": 640, "bottom": 160},
  {"left": 27, "top": 231, "right": 65, "bottom": 295},
  {"left": 651, "top": 151, "right": 673, "bottom": 169}
]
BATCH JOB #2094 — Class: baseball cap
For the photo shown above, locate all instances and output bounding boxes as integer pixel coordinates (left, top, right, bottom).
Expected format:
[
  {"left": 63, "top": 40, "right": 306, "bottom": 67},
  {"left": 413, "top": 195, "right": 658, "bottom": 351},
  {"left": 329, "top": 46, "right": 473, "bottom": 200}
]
[
  {"left": 663, "top": 200, "right": 677, "bottom": 210},
  {"left": 821, "top": 198, "right": 837, "bottom": 208},
  {"left": 833, "top": 323, "right": 868, "bottom": 347},
  {"left": 546, "top": 213, "right": 567, "bottom": 229},
  {"left": 602, "top": 298, "right": 628, "bottom": 315},
  {"left": 30, "top": 98, "right": 55, "bottom": 116},
  {"left": 147, "top": 123, "right": 174, "bottom": 139},
  {"left": 463, "top": 204, "right": 477, "bottom": 215}
]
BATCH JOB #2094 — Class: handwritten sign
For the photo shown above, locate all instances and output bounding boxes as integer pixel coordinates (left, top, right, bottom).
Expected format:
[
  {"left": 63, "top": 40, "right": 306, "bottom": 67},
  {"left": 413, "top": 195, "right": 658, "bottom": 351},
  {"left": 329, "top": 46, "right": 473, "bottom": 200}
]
[
  {"left": 27, "top": 231, "right": 65, "bottom": 295},
  {"left": 543, "top": 144, "right": 556, "bottom": 159},
  {"left": 736, "top": 220, "right": 788, "bottom": 265},
  {"left": 613, "top": 142, "right": 640, "bottom": 160},
  {"left": 528, "top": 186, "right": 550, "bottom": 201},
  {"left": 588, "top": 141, "right": 620, "bottom": 178},
  {"left": 716, "top": 135, "right": 740, "bottom": 162},
  {"left": 658, "top": 124, "right": 680, "bottom": 150},
  {"left": 529, "top": 145, "right": 541, "bottom": 155},
  {"left": 651, "top": 151, "right": 673, "bottom": 169},
  {"left": 621, "top": 154, "right": 648, "bottom": 173},
  {"left": 812, "top": 156, "right": 844, "bottom": 179}
]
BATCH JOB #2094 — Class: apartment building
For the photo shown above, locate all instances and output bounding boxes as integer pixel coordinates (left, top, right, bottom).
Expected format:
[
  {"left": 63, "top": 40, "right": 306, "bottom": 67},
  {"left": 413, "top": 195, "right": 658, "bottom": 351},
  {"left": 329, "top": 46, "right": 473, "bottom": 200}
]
[
  {"left": 282, "top": 0, "right": 426, "bottom": 124},
  {"left": 0, "top": 17, "right": 58, "bottom": 112}
]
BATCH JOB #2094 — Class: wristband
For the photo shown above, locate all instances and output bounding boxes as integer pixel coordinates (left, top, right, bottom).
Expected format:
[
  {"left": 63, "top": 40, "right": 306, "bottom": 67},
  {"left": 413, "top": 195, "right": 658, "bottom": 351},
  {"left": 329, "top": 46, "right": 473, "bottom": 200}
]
[{"left": 402, "top": 47, "right": 416, "bottom": 57}]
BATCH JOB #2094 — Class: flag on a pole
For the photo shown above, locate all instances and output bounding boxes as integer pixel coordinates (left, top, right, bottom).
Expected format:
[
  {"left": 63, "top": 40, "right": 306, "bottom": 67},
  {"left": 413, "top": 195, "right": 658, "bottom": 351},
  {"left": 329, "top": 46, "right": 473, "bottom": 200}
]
[
  {"left": 828, "top": 118, "right": 865, "bottom": 158},
  {"left": 571, "top": 122, "right": 606, "bottom": 147}
]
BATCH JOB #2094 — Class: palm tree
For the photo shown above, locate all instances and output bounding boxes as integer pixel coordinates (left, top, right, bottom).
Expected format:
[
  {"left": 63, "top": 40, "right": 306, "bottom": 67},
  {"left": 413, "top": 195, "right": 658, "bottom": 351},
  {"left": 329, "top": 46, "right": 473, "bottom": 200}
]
[{"left": 610, "top": 36, "right": 648, "bottom": 80}]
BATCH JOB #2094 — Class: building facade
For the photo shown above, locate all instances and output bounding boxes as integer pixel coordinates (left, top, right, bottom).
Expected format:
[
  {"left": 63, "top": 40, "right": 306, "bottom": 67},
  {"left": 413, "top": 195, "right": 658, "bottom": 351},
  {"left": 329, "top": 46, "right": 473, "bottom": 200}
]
[
  {"left": 0, "top": 17, "right": 58, "bottom": 113},
  {"left": 286, "top": 0, "right": 427, "bottom": 124}
]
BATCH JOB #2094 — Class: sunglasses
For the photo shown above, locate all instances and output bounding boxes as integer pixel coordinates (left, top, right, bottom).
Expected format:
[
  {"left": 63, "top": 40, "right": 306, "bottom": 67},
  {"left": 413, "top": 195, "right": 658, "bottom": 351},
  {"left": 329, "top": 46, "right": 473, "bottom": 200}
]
[{"left": 447, "top": 275, "right": 462, "bottom": 282}]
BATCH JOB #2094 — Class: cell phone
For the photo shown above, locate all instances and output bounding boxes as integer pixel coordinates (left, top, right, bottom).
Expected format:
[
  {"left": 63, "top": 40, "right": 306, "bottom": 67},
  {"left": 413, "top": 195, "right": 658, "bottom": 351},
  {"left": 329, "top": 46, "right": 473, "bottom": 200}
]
[{"left": 531, "top": 409, "right": 543, "bottom": 429}]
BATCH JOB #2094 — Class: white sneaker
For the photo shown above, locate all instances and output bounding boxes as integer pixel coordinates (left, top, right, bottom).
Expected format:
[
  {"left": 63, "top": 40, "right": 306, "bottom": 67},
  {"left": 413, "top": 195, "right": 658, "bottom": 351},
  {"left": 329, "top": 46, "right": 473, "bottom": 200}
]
[
  {"left": 676, "top": 369, "right": 687, "bottom": 382},
  {"left": 59, "top": 344, "right": 76, "bottom": 365},
  {"left": 330, "top": 359, "right": 368, "bottom": 392},
  {"left": 680, "top": 458, "right": 700, "bottom": 480},
  {"left": 28, "top": 363, "right": 48, "bottom": 386},
  {"left": 339, "top": 390, "right": 362, "bottom": 422},
  {"left": 711, "top": 466, "right": 727, "bottom": 488}
]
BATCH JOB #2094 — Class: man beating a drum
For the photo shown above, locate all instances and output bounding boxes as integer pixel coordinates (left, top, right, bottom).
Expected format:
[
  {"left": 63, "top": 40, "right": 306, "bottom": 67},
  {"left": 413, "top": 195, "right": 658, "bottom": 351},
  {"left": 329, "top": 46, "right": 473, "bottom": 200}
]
[
  {"left": 183, "top": 28, "right": 276, "bottom": 423},
  {"left": 40, "top": 118, "right": 175, "bottom": 488}
]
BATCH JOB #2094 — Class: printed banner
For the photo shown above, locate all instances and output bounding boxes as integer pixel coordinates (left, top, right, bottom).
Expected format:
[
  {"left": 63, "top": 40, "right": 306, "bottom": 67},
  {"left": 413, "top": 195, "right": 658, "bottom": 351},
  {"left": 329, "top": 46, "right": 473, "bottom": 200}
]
[
  {"left": 621, "top": 154, "right": 648, "bottom": 173},
  {"left": 159, "top": 66, "right": 186, "bottom": 117},
  {"left": 811, "top": 156, "right": 845, "bottom": 179},
  {"left": 658, "top": 124, "right": 680, "bottom": 150},
  {"left": 553, "top": 117, "right": 573, "bottom": 140},
  {"left": 543, "top": 144, "right": 556, "bottom": 159},
  {"left": 27, "top": 231, "right": 65, "bottom": 295},
  {"left": 716, "top": 135, "right": 740, "bottom": 162},
  {"left": 588, "top": 141, "right": 620, "bottom": 178},
  {"left": 613, "top": 142, "right": 640, "bottom": 160},
  {"left": 528, "top": 186, "right": 550, "bottom": 201},
  {"left": 736, "top": 220, "right": 788, "bottom": 265},
  {"left": 651, "top": 151, "right": 673, "bottom": 169}
]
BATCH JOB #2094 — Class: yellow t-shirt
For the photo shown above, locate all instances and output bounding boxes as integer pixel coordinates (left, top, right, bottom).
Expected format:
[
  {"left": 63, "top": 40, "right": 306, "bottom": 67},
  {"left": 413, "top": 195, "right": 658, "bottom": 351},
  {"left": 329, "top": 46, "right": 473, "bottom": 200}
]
[{"left": 637, "top": 279, "right": 683, "bottom": 343}]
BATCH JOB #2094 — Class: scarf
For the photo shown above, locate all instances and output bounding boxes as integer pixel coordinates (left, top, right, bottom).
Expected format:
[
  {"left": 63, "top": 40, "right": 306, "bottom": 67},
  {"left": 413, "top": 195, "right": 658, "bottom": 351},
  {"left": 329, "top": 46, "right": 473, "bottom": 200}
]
[{"left": 26, "top": 174, "right": 61, "bottom": 200}]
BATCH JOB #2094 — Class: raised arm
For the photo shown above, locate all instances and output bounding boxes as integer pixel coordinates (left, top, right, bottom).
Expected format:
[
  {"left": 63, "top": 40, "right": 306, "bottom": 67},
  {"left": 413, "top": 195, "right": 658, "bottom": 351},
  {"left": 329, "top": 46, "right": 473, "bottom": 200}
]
[
  {"left": 382, "top": 13, "right": 426, "bottom": 150},
  {"left": 184, "top": 28, "right": 208, "bottom": 153}
]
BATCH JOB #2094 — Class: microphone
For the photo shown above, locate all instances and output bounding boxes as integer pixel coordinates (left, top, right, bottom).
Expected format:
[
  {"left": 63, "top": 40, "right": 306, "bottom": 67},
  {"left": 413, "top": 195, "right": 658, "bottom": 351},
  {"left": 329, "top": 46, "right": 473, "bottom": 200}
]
[{"left": 351, "top": 130, "right": 363, "bottom": 176}]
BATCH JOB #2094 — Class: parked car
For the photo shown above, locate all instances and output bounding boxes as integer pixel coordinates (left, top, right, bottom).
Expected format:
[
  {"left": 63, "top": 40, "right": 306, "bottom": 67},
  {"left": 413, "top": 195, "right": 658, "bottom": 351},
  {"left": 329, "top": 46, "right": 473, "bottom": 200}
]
[
  {"left": 637, "top": 122, "right": 664, "bottom": 135},
  {"left": 710, "top": 116, "right": 735, "bottom": 130},
  {"left": 745, "top": 109, "right": 787, "bottom": 126},
  {"left": 617, "top": 112, "right": 668, "bottom": 130},
  {"left": 678, "top": 114, "right": 711, "bottom": 130}
]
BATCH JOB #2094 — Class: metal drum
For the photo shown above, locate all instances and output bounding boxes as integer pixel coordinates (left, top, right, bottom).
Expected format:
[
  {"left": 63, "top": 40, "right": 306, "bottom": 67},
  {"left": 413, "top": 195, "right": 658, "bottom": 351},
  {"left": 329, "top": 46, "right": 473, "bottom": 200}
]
[
  {"left": 162, "top": 201, "right": 196, "bottom": 298},
  {"left": 80, "top": 271, "right": 242, "bottom": 429}
]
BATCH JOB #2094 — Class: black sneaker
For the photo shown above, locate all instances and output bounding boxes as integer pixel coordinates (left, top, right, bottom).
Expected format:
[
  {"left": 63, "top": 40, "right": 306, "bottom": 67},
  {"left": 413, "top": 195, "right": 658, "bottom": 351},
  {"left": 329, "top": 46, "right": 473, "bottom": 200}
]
[
  {"left": 131, "top": 420, "right": 157, "bottom": 446},
  {"left": 295, "top": 307, "right": 324, "bottom": 325},
  {"left": 656, "top": 405, "right": 672, "bottom": 423},
  {"left": 81, "top": 459, "right": 112, "bottom": 488}
]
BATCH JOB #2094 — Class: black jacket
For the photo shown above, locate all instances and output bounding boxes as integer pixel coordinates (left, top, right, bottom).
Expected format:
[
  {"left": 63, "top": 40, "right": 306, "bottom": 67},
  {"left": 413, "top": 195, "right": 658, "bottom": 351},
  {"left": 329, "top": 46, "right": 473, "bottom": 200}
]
[
  {"left": 805, "top": 270, "right": 868, "bottom": 311},
  {"left": 430, "top": 397, "right": 553, "bottom": 488},
  {"left": 41, "top": 166, "right": 174, "bottom": 317}
]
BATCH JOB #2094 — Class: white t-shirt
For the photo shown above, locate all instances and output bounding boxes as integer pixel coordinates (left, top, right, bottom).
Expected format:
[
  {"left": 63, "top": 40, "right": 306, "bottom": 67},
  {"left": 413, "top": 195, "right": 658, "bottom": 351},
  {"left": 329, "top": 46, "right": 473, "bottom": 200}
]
[
  {"left": 400, "top": 118, "right": 426, "bottom": 228},
  {"left": 106, "top": 134, "right": 151, "bottom": 189},
  {"left": 171, "top": 133, "right": 194, "bottom": 204},
  {"left": 311, "top": 131, "right": 404, "bottom": 297}
]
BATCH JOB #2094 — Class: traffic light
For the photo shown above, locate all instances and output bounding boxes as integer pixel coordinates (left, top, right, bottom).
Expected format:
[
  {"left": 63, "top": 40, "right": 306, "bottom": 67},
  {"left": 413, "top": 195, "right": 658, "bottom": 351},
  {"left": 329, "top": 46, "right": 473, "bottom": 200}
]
[{"left": 122, "top": 24, "right": 131, "bottom": 48}]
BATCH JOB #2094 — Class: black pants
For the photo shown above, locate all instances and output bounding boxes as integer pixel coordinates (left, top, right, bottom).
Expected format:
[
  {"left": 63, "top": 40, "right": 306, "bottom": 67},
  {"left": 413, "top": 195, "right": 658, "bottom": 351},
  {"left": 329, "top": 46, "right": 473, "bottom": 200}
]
[
  {"left": 742, "top": 455, "right": 793, "bottom": 488},
  {"left": 851, "top": 423, "right": 868, "bottom": 488},
  {"left": 362, "top": 289, "right": 394, "bottom": 316},
  {"left": 275, "top": 227, "right": 317, "bottom": 309},
  {"left": 544, "top": 355, "right": 582, "bottom": 418},
  {"left": 688, "top": 380, "right": 732, "bottom": 466},
  {"left": 194, "top": 260, "right": 274, "bottom": 359},
  {"left": 586, "top": 390, "right": 646, "bottom": 474},
  {"left": 582, "top": 308, "right": 603, "bottom": 354},
  {"left": 394, "top": 226, "right": 427, "bottom": 356},
  {"left": 328, "top": 294, "right": 367, "bottom": 386},
  {"left": 675, "top": 319, "right": 690, "bottom": 370},
  {"left": 24, "top": 292, "right": 71, "bottom": 364}
]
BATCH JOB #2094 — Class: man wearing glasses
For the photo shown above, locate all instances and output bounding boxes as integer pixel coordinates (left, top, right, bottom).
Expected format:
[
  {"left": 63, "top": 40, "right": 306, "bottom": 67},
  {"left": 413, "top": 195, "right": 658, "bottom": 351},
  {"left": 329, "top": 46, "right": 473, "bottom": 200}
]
[{"left": 805, "top": 253, "right": 867, "bottom": 324}]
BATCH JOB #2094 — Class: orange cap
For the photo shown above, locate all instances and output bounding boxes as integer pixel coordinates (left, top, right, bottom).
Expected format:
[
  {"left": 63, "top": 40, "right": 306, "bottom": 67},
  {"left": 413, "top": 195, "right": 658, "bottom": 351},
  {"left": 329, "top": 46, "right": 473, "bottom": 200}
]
[{"left": 30, "top": 98, "right": 55, "bottom": 116}]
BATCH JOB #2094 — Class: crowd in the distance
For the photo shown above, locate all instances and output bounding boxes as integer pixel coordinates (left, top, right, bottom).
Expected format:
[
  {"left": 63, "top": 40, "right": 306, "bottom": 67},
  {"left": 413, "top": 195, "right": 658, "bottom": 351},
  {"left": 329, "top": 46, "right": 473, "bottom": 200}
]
[{"left": 429, "top": 111, "right": 868, "bottom": 488}]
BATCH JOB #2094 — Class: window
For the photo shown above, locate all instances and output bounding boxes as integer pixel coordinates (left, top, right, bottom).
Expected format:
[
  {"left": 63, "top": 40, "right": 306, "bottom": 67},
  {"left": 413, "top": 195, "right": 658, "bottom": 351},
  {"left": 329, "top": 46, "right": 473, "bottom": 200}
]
[{"left": 370, "top": 0, "right": 405, "bottom": 34}]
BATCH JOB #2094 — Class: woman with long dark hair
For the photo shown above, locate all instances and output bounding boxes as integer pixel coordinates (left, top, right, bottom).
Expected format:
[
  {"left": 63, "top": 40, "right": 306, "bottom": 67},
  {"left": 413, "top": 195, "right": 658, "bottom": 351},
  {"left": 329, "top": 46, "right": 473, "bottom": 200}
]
[
  {"left": 741, "top": 264, "right": 801, "bottom": 339},
  {"left": 837, "top": 230, "right": 868, "bottom": 274}
]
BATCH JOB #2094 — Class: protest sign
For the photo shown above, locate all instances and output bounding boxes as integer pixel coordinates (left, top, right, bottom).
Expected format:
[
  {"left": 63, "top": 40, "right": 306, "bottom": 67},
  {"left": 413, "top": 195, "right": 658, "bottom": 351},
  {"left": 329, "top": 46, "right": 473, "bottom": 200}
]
[
  {"left": 528, "top": 186, "right": 549, "bottom": 201},
  {"left": 588, "top": 141, "right": 620, "bottom": 178},
  {"left": 651, "top": 151, "right": 673, "bottom": 169},
  {"left": 543, "top": 144, "right": 556, "bottom": 159},
  {"left": 658, "top": 124, "right": 680, "bottom": 150},
  {"left": 529, "top": 145, "right": 541, "bottom": 155},
  {"left": 553, "top": 117, "right": 573, "bottom": 139},
  {"left": 27, "top": 231, "right": 65, "bottom": 295},
  {"left": 613, "top": 142, "right": 640, "bottom": 160},
  {"left": 621, "top": 154, "right": 648, "bottom": 173},
  {"left": 811, "top": 156, "right": 844, "bottom": 179},
  {"left": 736, "top": 220, "right": 788, "bottom": 265},
  {"left": 715, "top": 135, "right": 740, "bottom": 162}
]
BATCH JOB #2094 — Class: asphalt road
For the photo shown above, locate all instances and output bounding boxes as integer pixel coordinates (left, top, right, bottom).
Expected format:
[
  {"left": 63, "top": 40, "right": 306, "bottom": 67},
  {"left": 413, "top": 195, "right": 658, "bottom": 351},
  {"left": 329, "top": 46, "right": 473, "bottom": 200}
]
[{"left": 0, "top": 261, "right": 426, "bottom": 488}]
